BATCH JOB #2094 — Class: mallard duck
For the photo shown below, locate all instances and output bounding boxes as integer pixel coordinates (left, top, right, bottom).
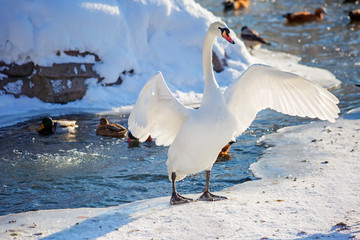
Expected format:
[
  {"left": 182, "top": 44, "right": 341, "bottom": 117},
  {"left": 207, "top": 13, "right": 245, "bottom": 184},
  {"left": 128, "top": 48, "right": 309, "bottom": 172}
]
[
  {"left": 28, "top": 117, "right": 77, "bottom": 135},
  {"left": 96, "top": 117, "right": 128, "bottom": 138},
  {"left": 283, "top": 7, "right": 327, "bottom": 23},
  {"left": 349, "top": 9, "right": 360, "bottom": 22},
  {"left": 241, "top": 26, "right": 271, "bottom": 52},
  {"left": 38, "top": 117, "right": 57, "bottom": 135},
  {"left": 223, "top": 0, "right": 250, "bottom": 11}
]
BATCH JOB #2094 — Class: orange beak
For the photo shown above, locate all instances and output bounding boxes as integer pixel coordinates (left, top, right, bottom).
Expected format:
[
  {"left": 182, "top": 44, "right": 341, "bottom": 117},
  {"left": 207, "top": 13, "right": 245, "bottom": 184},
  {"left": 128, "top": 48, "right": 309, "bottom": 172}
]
[
  {"left": 38, "top": 124, "right": 45, "bottom": 131},
  {"left": 222, "top": 31, "right": 234, "bottom": 44}
]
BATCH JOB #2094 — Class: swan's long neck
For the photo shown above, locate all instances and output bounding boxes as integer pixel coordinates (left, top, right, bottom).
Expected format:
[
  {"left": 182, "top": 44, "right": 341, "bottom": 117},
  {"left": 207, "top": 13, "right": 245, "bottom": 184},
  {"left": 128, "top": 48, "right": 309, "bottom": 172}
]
[{"left": 202, "top": 31, "right": 219, "bottom": 92}]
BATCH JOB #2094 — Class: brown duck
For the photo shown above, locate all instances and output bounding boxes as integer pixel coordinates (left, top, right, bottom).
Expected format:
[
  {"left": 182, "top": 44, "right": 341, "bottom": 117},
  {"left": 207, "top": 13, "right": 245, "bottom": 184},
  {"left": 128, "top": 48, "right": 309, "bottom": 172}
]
[
  {"left": 96, "top": 117, "right": 128, "bottom": 138},
  {"left": 217, "top": 141, "right": 235, "bottom": 160},
  {"left": 223, "top": 0, "right": 250, "bottom": 11},
  {"left": 283, "top": 7, "right": 327, "bottom": 23}
]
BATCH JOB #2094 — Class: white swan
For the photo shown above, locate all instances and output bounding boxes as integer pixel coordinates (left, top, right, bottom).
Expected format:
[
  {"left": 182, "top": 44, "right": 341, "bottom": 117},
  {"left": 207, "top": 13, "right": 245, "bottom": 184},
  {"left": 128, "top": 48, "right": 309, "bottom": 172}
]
[{"left": 128, "top": 21, "right": 340, "bottom": 205}]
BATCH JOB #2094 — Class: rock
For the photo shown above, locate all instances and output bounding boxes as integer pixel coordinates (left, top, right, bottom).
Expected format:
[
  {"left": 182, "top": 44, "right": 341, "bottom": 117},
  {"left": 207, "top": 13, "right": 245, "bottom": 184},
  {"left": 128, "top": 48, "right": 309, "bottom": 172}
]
[
  {"left": 36, "top": 63, "right": 99, "bottom": 80},
  {"left": 0, "top": 61, "right": 34, "bottom": 77},
  {"left": 0, "top": 51, "right": 132, "bottom": 103},
  {"left": 62, "top": 50, "right": 101, "bottom": 62},
  {"left": 104, "top": 76, "right": 122, "bottom": 87},
  {"left": 0, "top": 62, "right": 100, "bottom": 103}
]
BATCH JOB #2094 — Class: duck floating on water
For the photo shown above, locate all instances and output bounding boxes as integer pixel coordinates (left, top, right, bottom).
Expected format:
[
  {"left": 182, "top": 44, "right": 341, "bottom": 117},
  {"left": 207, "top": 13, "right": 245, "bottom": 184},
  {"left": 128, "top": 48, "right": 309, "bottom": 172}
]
[
  {"left": 128, "top": 21, "right": 339, "bottom": 205},
  {"left": 36, "top": 117, "right": 77, "bottom": 135},
  {"left": 349, "top": 9, "right": 360, "bottom": 22},
  {"left": 283, "top": 7, "right": 327, "bottom": 23},
  {"left": 240, "top": 26, "right": 271, "bottom": 52},
  {"left": 223, "top": 0, "right": 250, "bottom": 11},
  {"left": 96, "top": 117, "right": 128, "bottom": 138}
]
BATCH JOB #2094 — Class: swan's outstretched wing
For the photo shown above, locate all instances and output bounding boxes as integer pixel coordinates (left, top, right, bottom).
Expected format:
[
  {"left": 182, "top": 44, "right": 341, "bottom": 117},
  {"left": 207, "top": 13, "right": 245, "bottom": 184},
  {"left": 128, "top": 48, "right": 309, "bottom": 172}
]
[
  {"left": 128, "top": 72, "right": 193, "bottom": 146},
  {"left": 224, "top": 64, "right": 340, "bottom": 136}
]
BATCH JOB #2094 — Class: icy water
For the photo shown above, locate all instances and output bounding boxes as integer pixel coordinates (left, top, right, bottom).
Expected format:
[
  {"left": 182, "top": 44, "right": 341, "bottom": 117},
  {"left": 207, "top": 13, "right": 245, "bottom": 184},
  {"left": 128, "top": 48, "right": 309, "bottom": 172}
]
[{"left": 1, "top": 0, "right": 360, "bottom": 216}]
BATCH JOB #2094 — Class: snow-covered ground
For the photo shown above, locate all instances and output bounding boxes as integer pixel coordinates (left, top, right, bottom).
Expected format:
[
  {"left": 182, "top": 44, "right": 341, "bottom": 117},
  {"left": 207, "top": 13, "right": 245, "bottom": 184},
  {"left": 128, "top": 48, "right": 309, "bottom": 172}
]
[{"left": 1, "top": 108, "right": 359, "bottom": 240}]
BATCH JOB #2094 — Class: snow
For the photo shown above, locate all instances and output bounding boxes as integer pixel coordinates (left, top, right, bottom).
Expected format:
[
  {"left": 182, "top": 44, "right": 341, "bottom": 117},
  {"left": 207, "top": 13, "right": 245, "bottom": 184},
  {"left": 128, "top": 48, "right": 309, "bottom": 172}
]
[
  {"left": 3, "top": 80, "right": 23, "bottom": 94},
  {"left": 51, "top": 80, "right": 65, "bottom": 94},
  {"left": 0, "top": 0, "right": 340, "bottom": 128},
  {"left": 67, "top": 80, "right": 72, "bottom": 89},
  {"left": 0, "top": 108, "right": 359, "bottom": 240},
  {"left": 80, "top": 64, "right": 86, "bottom": 72}
]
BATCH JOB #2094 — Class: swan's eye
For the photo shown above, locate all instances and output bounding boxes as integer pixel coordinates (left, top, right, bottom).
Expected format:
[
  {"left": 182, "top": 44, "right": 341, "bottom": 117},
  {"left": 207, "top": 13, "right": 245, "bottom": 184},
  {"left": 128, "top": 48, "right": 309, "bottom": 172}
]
[{"left": 218, "top": 27, "right": 229, "bottom": 36}]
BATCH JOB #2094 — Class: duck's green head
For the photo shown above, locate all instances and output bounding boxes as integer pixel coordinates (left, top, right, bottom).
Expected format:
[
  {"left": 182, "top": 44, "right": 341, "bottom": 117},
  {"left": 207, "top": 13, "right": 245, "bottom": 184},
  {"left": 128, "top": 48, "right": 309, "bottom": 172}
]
[{"left": 39, "top": 117, "right": 54, "bottom": 131}]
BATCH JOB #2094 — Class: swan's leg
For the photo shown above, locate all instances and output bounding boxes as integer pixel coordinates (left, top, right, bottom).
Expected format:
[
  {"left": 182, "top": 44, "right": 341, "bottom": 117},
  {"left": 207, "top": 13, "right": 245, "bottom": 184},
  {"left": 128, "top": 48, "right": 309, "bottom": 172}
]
[
  {"left": 198, "top": 170, "right": 227, "bottom": 201},
  {"left": 170, "top": 172, "right": 193, "bottom": 205}
]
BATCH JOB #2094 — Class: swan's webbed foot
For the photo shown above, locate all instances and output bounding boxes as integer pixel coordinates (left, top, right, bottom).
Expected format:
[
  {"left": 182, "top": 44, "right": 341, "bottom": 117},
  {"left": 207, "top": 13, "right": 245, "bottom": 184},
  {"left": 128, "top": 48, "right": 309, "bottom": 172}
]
[
  {"left": 198, "top": 190, "right": 227, "bottom": 201},
  {"left": 170, "top": 191, "right": 193, "bottom": 205},
  {"left": 197, "top": 170, "right": 227, "bottom": 201}
]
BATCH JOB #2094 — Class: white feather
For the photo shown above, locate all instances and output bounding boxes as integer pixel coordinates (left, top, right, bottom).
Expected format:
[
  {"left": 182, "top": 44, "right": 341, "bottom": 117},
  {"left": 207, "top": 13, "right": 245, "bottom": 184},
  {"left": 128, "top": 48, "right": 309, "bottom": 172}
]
[
  {"left": 224, "top": 64, "right": 340, "bottom": 137},
  {"left": 128, "top": 72, "right": 193, "bottom": 146}
]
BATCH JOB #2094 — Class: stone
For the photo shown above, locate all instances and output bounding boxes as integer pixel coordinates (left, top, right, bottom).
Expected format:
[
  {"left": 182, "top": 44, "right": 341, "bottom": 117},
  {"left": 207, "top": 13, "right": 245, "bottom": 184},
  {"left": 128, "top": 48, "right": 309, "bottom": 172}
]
[
  {"left": 0, "top": 61, "right": 34, "bottom": 77},
  {"left": 0, "top": 50, "right": 133, "bottom": 103}
]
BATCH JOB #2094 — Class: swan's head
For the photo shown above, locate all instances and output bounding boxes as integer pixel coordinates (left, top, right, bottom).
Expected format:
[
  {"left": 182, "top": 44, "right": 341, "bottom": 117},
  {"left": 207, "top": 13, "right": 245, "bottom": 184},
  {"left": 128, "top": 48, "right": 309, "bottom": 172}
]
[{"left": 209, "top": 21, "right": 235, "bottom": 44}]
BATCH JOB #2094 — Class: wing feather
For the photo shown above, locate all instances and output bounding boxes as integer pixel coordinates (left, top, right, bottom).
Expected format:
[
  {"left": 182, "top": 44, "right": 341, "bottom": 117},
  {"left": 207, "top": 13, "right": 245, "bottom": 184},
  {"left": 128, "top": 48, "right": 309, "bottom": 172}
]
[
  {"left": 224, "top": 64, "right": 340, "bottom": 136},
  {"left": 128, "top": 72, "right": 193, "bottom": 146}
]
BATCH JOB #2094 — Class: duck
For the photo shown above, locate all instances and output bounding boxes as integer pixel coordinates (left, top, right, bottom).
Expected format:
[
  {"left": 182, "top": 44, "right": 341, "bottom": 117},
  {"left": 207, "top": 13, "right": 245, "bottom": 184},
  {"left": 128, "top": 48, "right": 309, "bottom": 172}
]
[
  {"left": 240, "top": 26, "right": 271, "bottom": 52},
  {"left": 223, "top": 0, "right": 250, "bottom": 11},
  {"left": 217, "top": 141, "right": 235, "bottom": 160},
  {"left": 283, "top": 7, "right": 327, "bottom": 23},
  {"left": 128, "top": 21, "right": 339, "bottom": 205},
  {"left": 127, "top": 131, "right": 153, "bottom": 147},
  {"left": 96, "top": 117, "right": 128, "bottom": 138},
  {"left": 38, "top": 117, "right": 57, "bottom": 135},
  {"left": 28, "top": 117, "right": 77, "bottom": 135},
  {"left": 349, "top": 9, "right": 360, "bottom": 22}
]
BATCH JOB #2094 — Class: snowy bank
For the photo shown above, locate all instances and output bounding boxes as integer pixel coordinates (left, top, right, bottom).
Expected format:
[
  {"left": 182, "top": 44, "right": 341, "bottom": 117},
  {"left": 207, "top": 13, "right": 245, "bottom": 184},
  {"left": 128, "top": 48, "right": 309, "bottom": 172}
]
[
  {"left": 0, "top": 0, "right": 340, "bottom": 128},
  {"left": 1, "top": 108, "right": 359, "bottom": 240}
]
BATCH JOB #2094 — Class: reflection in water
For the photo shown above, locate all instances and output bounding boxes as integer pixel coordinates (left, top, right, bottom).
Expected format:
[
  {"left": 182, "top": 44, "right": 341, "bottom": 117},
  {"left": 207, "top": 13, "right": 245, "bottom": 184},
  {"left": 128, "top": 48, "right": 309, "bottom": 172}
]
[{"left": 56, "top": 120, "right": 78, "bottom": 142}]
